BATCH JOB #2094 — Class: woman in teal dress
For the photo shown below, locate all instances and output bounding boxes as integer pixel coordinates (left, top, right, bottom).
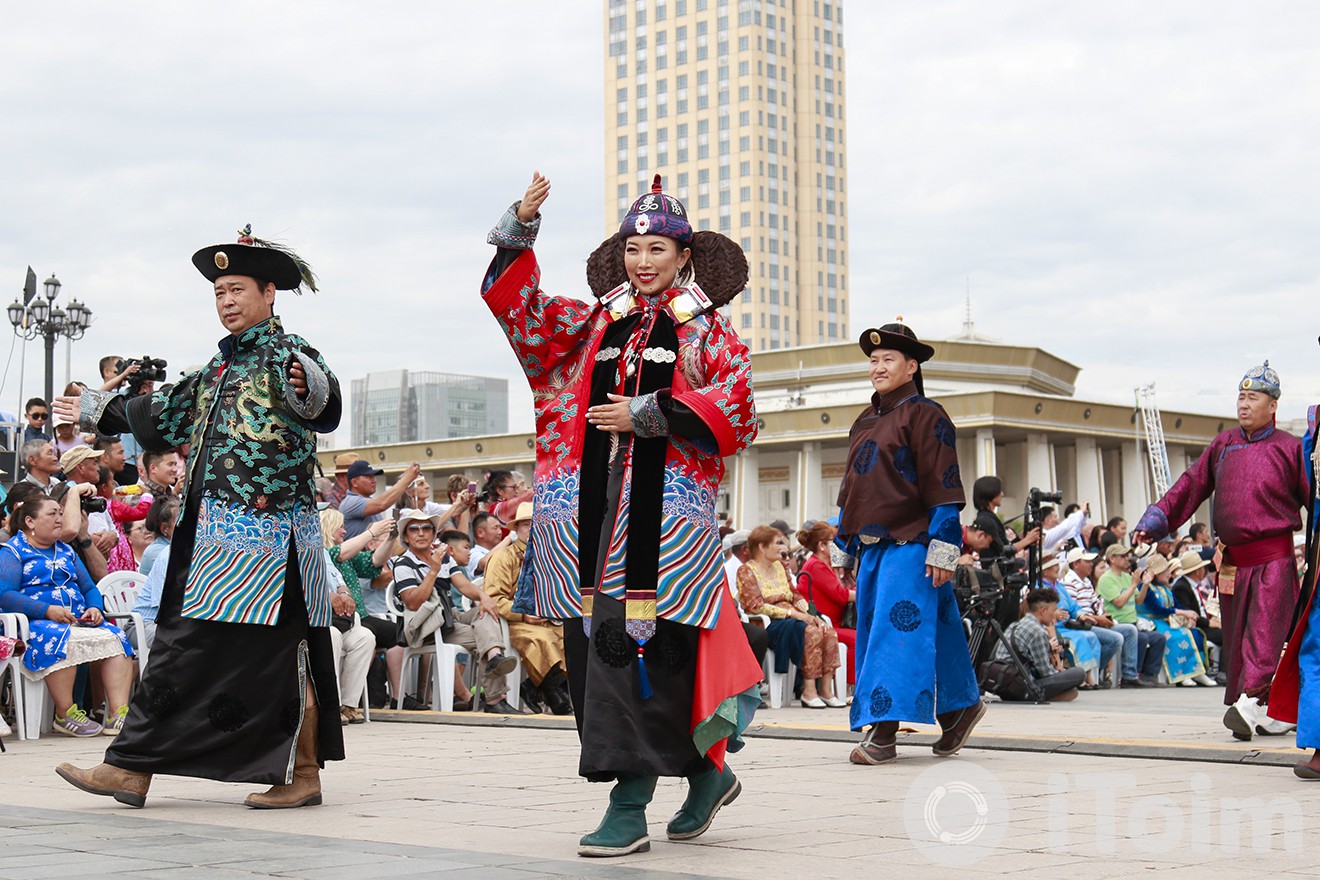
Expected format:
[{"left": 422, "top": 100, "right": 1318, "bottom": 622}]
[{"left": 1138, "top": 554, "right": 1207, "bottom": 684}]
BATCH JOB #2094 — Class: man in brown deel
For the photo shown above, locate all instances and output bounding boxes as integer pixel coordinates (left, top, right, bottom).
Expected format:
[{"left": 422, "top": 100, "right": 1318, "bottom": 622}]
[{"left": 835, "top": 322, "right": 987, "bottom": 765}]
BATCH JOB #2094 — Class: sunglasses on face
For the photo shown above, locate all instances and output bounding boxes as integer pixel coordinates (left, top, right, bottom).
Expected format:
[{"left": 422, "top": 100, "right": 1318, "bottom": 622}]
[
  {"left": 405, "top": 524, "right": 434, "bottom": 534},
  {"left": 29, "top": 413, "right": 48, "bottom": 420}
]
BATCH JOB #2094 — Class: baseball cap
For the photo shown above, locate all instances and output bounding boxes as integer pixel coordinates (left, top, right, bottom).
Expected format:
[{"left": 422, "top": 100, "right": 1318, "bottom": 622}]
[
  {"left": 346, "top": 460, "right": 384, "bottom": 480},
  {"left": 729, "top": 529, "right": 751, "bottom": 549},
  {"left": 1104, "top": 543, "right": 1129, "bottom": 560},
  {"left": 1066, "top": 547, "right": 1097, "bottom": 564}
]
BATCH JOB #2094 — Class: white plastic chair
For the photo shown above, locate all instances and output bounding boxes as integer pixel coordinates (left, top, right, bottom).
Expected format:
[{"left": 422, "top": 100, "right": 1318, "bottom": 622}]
[
  {"left": 387, "top": 582, "right": 461, "bottom": 711},
  {"left": 97, "top": 571, "right": 150, "bottom": 675},
  {"left": 5, "top": 613, "right": 52, "bottom": 738},
  {"left": 496, "top": 617, "right": 526, "bottom": 710},
  {"left": 0, "top": 613, "right": 31, "bottom": 741}
]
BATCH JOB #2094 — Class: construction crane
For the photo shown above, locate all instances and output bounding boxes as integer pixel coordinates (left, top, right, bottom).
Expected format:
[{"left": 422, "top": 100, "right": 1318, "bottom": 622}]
[{"left": 1135, "top": 384, "right": 1172, "bottom": 498}]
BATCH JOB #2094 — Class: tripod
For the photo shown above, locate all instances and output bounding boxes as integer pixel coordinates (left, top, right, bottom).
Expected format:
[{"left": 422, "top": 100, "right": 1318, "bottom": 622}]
[{"left": 965, "top": 594, "right": 1046, "bottom": 703}]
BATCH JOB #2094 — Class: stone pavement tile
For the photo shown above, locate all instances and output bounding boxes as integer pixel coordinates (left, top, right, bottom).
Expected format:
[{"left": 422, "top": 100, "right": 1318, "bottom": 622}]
[
  {"left": 0, "top": 853, "right": 182, "bottom": 879},
  {"left": 294, "top": 857, "right": 487, "bottom": 879},
  {"left": 0, "top": 844, "right": 63, "bottom": 859},
  {"left": 132, "top": 869, "right": 299, "bottom": 880}
]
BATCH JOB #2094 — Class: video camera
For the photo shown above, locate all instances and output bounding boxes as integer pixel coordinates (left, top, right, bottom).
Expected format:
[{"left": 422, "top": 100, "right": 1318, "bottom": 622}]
[
  {"left": 954, "top": 550, "right": 1029, "bottom": 618},
  {"left": 117, "top": 356, "right": 168, "bottom": 394}
]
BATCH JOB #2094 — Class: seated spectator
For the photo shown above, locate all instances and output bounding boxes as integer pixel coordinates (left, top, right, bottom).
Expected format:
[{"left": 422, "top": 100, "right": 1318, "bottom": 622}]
[
  {"left": 130, "top": 543, "right": 168, "bottom": 650},
  {"left": 341, "top": 459, "right": 420, "bottom": 539},
  {"left": 324, "top": 545, "right": 377, "bottom": 725},
  {"left": 0, "top": 482, "right": 44, "bottom": 543},
  {"left": 483, "top": 502, "right": 572, "bottom": 715},
  {"left": 0, "top": 496, "right": 135, "bottom": 735},
  {"left": 737, "top": 525, "right": 842, "bottom": 708},
  {"left": 796, "top": 521, "right": 855, "bottom": 688},
  {"left": 1041, "top": 502, "right": 1089, "bottom": 556},
  {"left": 467, "top": 511, "right": 510, "bottom": 579},
  {"left": 140, "top": 496, "right": 180, "bottom": 577},
  {"left": 1041, "top": 554, "right": 1123, "bottom": 687},
  {"left": 122, "top": 520, "right": 154, "bottom": 571},
  {"left": 439, "top": 474, "right": 479, "bottom": 534},
  {"left": 325, "top": 453, "right": 359, "bottom": 511},
  {"left": 483, "top": 470, "right": 532, "bottom": 529},
  {"left": 1188, "top": 522, "right": 1212, "bottom": 548},
  {"left": 136, "top": 449, "right": 183, "bottom": 498},
  {"left": 391, "top": 510, "right": 521, "bottom": 714},
  {"left": 993, "top": 587, "right": 1086, "bottom": 701},
  {"left": 320, "top": 508, "right": 401, "bottom": 709},
  {"left": 1171, "top": 549, "right": 1225, "bottom": 681},
  {"left": 50, "top": 479, "right": 110, "bottom": 584},
  {"left": 23, "top": 397, "right": 51, "bottom": 443},
  {"left": 1095, "top": 545, "right": 1167, "bottom": 687},
  {"left": 92, "top": 434, "right": 129, "bottom": 484},
  {"left": 19, "top": 438, "right": 61, "bottom": 495},
  {"left": 1139, "top": 554, "right": 1212, "bottom": 686},
  {"left": 401, "top": 476, "right": 447, "bottom": 518},
  {"left": 51, "top": 411, "right": 84, "bottom": 457}
]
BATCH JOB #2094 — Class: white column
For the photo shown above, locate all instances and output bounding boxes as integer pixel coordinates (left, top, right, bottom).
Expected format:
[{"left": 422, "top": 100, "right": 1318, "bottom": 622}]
[
  {"left": 798, "top": 442, "right": 824, "bottom": 525},
  {"left": 1024, "top": 433, "right": 1054, "bottom": 492},
  {"left": 736, "top": 445, "right": 760, "bottom": 531},
  {"left": 975, "top": 428, "right": 996, "bottom": 478},
  {"left": 1121, "top": 444, "right": 1151, "bottom": 521},
  {"left": 1075, "top": 437, "right": 1105, "bottom": 525}
]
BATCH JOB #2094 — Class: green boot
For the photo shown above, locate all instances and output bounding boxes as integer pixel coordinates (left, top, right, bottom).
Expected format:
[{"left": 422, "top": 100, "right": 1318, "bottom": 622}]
[
  {"left": 578, "top": 774, "right": 658, "bottom": 857},
  {"left": 666, "top": 763, "right": 741, "bottom": 840}
]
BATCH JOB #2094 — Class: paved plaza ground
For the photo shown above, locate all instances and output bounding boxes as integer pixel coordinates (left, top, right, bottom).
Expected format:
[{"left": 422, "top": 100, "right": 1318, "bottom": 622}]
[{"left": 3, "top": 687, "right": 1319, "bottom": 879}]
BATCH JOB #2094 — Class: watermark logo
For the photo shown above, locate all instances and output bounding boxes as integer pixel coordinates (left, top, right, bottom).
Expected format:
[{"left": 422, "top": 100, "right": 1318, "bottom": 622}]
[
  {"left": 903, "top": 762, "right": 1008, "bottom": 865},
  {"left": 904, "top": 764, "right": 1303, "bottom": 865}
]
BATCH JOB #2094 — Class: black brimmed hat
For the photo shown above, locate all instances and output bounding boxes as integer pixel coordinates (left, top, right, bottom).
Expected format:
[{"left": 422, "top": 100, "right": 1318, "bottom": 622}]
[
  {"left": 858, "top": 321, "right": 935, "bottom": 363},
  {"left": 191, "top": 224, "right": 318, "bottom": 292}
]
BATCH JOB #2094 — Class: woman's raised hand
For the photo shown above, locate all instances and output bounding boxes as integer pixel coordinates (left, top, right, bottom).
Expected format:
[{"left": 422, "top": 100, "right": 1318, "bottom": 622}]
[{"left": 517, "top": 170, "right": 551, "bottom": 223}]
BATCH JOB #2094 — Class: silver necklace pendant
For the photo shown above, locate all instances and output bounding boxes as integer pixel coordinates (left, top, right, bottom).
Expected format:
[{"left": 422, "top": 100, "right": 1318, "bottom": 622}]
[{"left": 626, "top": 361, "right": 636, "bottom": 377}]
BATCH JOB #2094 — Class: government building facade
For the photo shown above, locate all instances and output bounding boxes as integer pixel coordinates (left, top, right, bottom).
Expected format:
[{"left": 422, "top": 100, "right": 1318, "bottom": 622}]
[{"left": 321, "top": 336, "right": 1222, "bottom": 530}]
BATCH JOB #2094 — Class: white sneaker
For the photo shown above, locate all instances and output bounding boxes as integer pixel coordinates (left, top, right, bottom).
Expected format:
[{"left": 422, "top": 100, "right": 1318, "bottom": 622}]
[
  {"left": 1256, "top": 715, "right": 1298, "bottom": 736},
  {"left": 0, "top": 714, "right": 10, "bottom": 737},
  {"left": 1223, "top": 693, "right": 1261, "bottom": 741},
  {"left": 1178, "top": 679, "right": 1198, "bottom": 687},
  {"left": 1192, "top": 674, "right": 1217, "bottom": 687}
]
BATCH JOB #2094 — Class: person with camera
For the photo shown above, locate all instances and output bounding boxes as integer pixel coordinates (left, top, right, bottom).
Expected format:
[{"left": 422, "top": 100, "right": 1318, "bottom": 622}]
[
  {"left": 341, "top": 459, "right": 421, "bottom": 540},
  {"left": 52, "top": 226, "right": 343, "bottom": 810},
  {"left": 992, "top": 588, "right": 1087, "bottom": 701},
  {"left": 1133, "top": 362, "right": 1307, "bottom": 739},
  {"left": 837, "top": 322, "right": 984, "bottom": 766},
  {"left": 1094, "top": 545, "right": 1168, "bottom": 687}
]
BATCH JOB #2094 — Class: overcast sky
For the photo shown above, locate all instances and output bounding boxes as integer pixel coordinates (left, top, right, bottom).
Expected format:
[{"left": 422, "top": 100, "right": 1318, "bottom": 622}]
[{"left": 2, "top": 1, "right": 1317, "bottom": 442}]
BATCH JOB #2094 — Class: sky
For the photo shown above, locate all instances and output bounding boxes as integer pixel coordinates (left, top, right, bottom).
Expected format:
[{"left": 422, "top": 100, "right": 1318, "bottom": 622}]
[{"left": 1, "top": 1, "right": 1318, "bottom": 441}]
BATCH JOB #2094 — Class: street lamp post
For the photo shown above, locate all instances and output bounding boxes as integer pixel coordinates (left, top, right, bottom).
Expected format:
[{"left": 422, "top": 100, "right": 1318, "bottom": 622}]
[{"left": 8, "top": 275, "right": 93, "bottom": 404}]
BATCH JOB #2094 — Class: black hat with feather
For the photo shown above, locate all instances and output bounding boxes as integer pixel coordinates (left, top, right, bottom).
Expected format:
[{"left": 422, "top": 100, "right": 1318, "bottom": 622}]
[
  {"left": 192, "top": 224, "right": 318, "bottom": 293},
  {"left": 586, "top": 174, "right": 747, "bottom": 313}
]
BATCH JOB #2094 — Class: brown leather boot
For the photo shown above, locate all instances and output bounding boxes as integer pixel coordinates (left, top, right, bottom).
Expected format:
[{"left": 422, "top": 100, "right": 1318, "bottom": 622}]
[
  {"left": 933, "top": 699, "right": 988, "bottom": 757},
  {"left": 245, "top": 704, "right": 323, "bottom": 809},
  {"left": 55, "top": 762, "right": 152, "bottom": 808}
]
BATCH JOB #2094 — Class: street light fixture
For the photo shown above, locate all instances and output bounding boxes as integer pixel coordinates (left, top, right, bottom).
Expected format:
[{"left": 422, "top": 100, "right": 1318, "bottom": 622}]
[{"left": 8, "top": 272, "right": 93, "bottom": 404}]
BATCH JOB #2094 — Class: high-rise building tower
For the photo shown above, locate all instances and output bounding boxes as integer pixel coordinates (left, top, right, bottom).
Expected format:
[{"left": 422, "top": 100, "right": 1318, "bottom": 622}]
[
  {"left": 604, "top": 0, "right": 849, "bottom": 351},
  {"left": 350, "top": 370, "right": 508, "bottom": 446}
]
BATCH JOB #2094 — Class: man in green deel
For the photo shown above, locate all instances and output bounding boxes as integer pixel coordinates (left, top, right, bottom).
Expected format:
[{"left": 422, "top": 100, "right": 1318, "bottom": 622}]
[{"left": 1096, "top": 545, "right": 1166, "bottom": 686}]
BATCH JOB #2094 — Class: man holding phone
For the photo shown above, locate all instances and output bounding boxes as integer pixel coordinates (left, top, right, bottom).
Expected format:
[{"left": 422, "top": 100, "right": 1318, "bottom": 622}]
[{"left": 341, "top": 460, "right": 421, "bottom": 539}]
